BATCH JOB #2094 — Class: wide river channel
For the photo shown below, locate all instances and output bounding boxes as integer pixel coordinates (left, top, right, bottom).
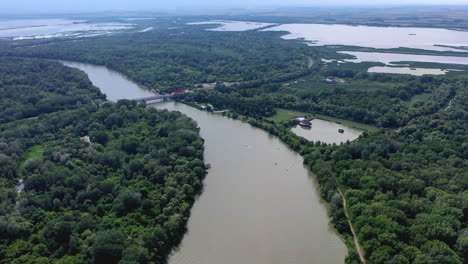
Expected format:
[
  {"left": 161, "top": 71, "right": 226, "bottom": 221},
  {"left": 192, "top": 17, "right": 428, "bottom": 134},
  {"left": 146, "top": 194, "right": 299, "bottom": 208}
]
[{"left": 61, "top": 61, "right": 350, "bottom": 264}]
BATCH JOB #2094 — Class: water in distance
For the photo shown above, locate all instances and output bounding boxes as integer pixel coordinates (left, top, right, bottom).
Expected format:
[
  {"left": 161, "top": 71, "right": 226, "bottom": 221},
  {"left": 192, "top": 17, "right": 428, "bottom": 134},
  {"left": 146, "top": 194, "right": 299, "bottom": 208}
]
[
  {"left": 0, "top": 19, "right": 132, "bottom": 39},
  {"left": 187, "top": 21, "right": 276, "bottom": 31},
  {"left": 264, "top": 23, "right": 468, "bottom": 52},
  {"left": 368, "top": 66, "right": 452, "bottom": 76}
]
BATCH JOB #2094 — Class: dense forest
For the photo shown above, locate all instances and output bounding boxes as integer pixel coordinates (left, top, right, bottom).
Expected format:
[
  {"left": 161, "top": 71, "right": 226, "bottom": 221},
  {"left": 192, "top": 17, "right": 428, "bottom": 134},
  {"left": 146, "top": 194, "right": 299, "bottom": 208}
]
[
  {"left": 179, "top": 69, "right": 452, "bottom": 128},
  {"left": 0, "top": 101, "right": 206, "bottom": 264},
  {"left": 306, "top": 82, "right": 467, "bottom": 263},
  {"left": 0, "top": 58, "right": 206, "bottom": 263},
  {"left": 1, "top": 21, "right": 314, "bottom": 93},
  {"left": 0, "top": 57, "right": 105, "bottom": 123},
  {"left": 1, "top": 16, "right": 467, "bottom": 264},
  {"left": 3, "top": 19, "right": 450, "bottom": 127},
  {"left": 212, "top": 79, "right": 467, "bottom": 263}
]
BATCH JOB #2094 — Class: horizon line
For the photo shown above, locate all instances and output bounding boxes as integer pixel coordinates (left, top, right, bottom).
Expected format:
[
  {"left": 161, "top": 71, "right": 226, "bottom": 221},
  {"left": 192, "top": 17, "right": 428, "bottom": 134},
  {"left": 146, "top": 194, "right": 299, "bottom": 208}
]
[{"left": 2, "top": 4, "right": 468, "bottom": 16}]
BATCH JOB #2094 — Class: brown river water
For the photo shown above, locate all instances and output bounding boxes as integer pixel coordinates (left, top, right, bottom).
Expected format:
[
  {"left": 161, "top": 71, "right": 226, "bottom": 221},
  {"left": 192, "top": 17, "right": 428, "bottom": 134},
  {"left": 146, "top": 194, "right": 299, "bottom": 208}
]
[{"left": 61, "top": 61, "right": 350, "bottom": 264}]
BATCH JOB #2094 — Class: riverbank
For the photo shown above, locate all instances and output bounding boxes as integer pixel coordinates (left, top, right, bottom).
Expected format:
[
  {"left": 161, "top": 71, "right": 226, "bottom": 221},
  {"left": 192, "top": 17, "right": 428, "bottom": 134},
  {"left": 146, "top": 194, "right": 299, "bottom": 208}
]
[
  {"left": 267, "top": 108, "right": 379, "bottom": 132},
  {"left": 174, "top": 100, "right": 368, "bottom": 263},
  {"left": 46, "top": 59, "right": 350, "bottom": 263},
  {"left": 52, "top": 58, "right": 365, "bottom": 263},
  {"left": 152, "top": 101, "right": 349, "bottom": 264}
]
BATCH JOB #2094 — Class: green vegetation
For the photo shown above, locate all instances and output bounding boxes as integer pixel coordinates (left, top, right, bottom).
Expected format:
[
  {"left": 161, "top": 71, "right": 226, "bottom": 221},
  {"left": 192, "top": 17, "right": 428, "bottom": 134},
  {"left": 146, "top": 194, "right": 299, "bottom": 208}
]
[
  {"left": 178, "top": 58, "right": 452, "bottom": 128},
  {"left": 228, "top": 77, "right": 467, "bottom": 264},
  {"left": 0, "top": 101, "right": 206, "bottom": 264},
  {"left": 266, "top": 108, "right": 311, "bottom": 122},
  {"left": 1, "top": 21, "right": 314, "bottom": 93},
  {"left": 304, "top": 83, "right": 467, "bottom": 264},
  {"left": 20, "top": 145, "right": 46, "bottom": 169},
  {"left": 314, "top": 114, "right": 379, "bottom": 132},
  {"left": 283, "top": 73, "right": 395, "bottom": 93},
  {"left": 0, "top": 57, "right": 105, "bottom": 123},
  {"left": 267, "top": 108, "right": 378, "bottom": 132},
  {"left": 0, "top": 58, "right": 206, "bottom": 264},
  {"left": 409, "top": 93, "right": 432, "bottom": 104},
  {"left": 1, "top": 14, "right": 467, "bottom": 264},
  {"left": 22, "top": 145, "right": 45, "bottom": 161}
]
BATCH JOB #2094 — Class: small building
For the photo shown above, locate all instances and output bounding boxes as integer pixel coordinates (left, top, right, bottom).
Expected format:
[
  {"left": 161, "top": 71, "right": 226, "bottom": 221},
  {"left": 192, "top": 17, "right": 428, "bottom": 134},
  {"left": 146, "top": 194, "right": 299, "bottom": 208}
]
[
  {"left": 171, "top": 89, "right": 191, "bottom": 95},
  {"left": 200, "top": 104, "right": 214, "bottom": 111},
  {"left": 300, "top": 119, "right": 312, "bottom": 127},
  {"left": 324, "top": 76, "right": 345, "bottom": 83},
  {"left": 296, "top": 117, "right": 312, "bottom": 127}
]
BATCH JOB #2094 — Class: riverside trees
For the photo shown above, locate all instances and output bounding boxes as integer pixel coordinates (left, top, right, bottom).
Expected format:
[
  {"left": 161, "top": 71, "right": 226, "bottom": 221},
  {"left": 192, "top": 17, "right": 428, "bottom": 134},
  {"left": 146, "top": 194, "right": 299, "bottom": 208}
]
[
  {"left": 0, "top": 59, "right": 206, "bottom": 264},
  {"left": 0, "top": 57, "right": 105, "bottom": 123}
]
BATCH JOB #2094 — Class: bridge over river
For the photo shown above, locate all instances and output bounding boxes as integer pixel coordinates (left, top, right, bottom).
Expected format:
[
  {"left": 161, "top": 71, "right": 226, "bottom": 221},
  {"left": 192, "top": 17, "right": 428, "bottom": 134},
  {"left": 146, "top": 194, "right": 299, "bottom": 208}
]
[{"left": 133, "top": 94, "right": 172, "bottom": 103}]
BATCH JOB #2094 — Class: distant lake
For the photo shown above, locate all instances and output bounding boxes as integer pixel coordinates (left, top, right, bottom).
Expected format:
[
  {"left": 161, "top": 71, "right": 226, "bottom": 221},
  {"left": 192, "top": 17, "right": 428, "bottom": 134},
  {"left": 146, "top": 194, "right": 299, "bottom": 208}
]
[
  {"left": 0, "top": 19, "right": 132, "bottom": 39},
  {"left": 187, "top": 21, "right": 276, "bottom": 31},
  {"left": 368, "top": 66, "right": 451, "bottom": 76},
  {"left": 339, "top": 51, "right": 468, "bottom": 66},
  {"left": 188, "top": 20, "right": 468, "bottom": 75},
  {"left": 263, "top": 23, "right": 468, "bottom": 52},
  {"left": 138, "top": 27, "right": 153, "bottom": 33}
]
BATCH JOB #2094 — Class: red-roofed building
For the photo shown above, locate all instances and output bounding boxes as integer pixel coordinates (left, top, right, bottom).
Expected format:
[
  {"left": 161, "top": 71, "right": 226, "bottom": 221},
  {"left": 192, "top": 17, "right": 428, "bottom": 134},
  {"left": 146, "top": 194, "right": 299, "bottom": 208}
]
[{"left": 172, "top": 89, "right": 190, "bottom": 95}]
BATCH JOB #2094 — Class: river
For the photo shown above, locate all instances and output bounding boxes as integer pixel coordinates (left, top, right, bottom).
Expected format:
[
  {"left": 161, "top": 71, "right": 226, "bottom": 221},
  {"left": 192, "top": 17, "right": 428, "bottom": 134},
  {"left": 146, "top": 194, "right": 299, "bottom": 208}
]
[
  {"left": 61, "top": 61, "right": 349, "bottom": 264},
  {"left": 59, "top": 60, "right": 154, "bottom": 102}
]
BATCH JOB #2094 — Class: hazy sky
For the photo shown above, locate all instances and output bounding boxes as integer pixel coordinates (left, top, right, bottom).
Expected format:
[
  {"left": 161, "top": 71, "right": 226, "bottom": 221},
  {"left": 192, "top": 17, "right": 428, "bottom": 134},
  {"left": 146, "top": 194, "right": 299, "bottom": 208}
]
[{"left": 3, "top": 0, "right": 468, "bottom": 14}]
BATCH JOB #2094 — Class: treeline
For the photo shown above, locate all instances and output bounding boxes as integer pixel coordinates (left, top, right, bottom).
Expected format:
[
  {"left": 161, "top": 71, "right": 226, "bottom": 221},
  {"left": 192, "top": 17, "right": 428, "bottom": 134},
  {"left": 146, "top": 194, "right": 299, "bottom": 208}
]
[
  {"left": 272, "top": 75, "right": 450, "bottom": 128},
  {"left": 181, "top": 67, "right": 454, "bottom": 128},
  {"left": 0, "top": 57, "right": 207, "bottom": 263},
  {"left": 223, "top": 80, "right": 467, "bottom": 263},
  {"left": 179, "top": 89, "right": 277, "bottom": 117},
  {"left": 1, "top": 19, "right": 315, "bottom": 93},
  {"left": 0, "top": 100, "right": 206, "bottom": 264},
  {"left": 196, "top": 77, "right": 467, "bottom": 263},
  {"left": 302, "top": 82, "right": 467, "bottom": 263},
  {"left": 0, "top": 57, "right": 105, "bottom": 123}
]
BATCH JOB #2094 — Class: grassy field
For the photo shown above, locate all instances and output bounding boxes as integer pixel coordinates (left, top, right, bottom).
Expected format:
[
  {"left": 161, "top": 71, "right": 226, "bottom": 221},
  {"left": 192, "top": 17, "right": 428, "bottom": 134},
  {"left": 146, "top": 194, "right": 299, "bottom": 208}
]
[
  {"left": 20, "top": 145, "right": 45, "bottom": 168},
  {"left": 267, "top": 108, "right": 313, "bottom": 122},
  {"left": 409, "top": 93, "right": 432, "bottom": 104},
  {"left": 268, "top": 108, "right": 379, "bottom": 132},
  {"left": 23, "top": 145, "right": 45, "bottom": 160},
  {"left": 283, "top": 75, "right": 395, "bottom": 92},
  {"left": 314, "top": 114, "right": 379, "bottom": 132}
]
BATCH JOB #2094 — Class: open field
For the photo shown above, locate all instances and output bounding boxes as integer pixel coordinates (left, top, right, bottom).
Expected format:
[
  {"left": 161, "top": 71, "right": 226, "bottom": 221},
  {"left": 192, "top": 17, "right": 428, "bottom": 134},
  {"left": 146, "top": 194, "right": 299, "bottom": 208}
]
[
  {"left": 283, "top": 73, "right": 395, "bottom": 92},
  {"left": 268, "top": 108, "right": 379, "bottom": 132},
  {"left": 20, "top": 145, "right": 45, "bottom": 168},
  {"left": 23, "top": 145, "right": 45, "bottom": 160},
  {"left": 314, "top": 114, "right": 379, "bottom": 132},
  {"left": 267, "top": 108, "right": 312, "bottom": 122},
  {"left": 409, "top": 92, "right": 432, "bottom": 104}
]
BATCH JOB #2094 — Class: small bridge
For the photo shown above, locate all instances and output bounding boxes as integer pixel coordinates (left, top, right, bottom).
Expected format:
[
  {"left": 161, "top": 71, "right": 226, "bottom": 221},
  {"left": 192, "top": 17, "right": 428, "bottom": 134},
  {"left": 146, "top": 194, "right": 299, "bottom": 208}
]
[{"left": 134, "top": 94, "right": 172, "bottom": 103}]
